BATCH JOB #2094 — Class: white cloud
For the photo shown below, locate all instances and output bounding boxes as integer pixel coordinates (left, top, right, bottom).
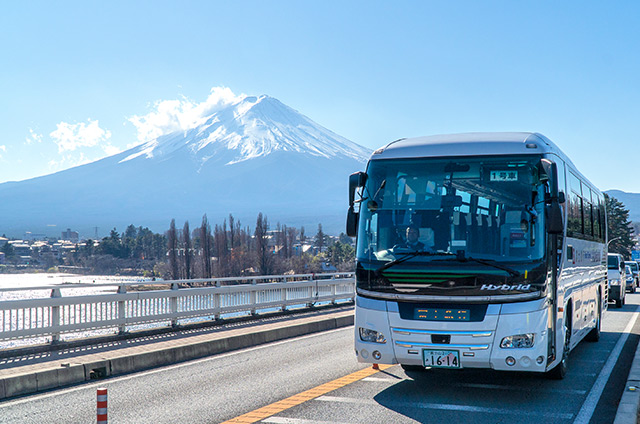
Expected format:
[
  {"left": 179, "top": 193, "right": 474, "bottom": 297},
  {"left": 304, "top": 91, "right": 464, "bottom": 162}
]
[
  {"left": 50, "top": 119, "right": 112, "bottom": 153},
  {"left": 26, "top": 129, "right": 43, "bottom": 145},
  {"left": 102, "top": 143, "right": 121, "bottom": 156},
  {"left": 0, "top": 145, "right": 5, "bottom": 159},
  {"left": 128, "top": 86, "right": 245, "bottom": 144}
]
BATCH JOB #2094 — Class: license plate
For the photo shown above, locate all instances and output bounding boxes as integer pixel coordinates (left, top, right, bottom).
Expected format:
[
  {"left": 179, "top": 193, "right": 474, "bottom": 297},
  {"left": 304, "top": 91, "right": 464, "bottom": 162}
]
[{"left": 423, "top": 349, "right": 460, "bottom": 368}]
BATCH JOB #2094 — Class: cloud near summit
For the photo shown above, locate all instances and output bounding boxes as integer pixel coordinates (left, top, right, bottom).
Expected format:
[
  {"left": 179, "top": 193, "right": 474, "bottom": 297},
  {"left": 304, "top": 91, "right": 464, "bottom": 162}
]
[
  {"left": 127, "top": 87, "right": 246, "bottom": 145},
  {"left": 50, "top": 119, "right": 112, "bottom": 153}
]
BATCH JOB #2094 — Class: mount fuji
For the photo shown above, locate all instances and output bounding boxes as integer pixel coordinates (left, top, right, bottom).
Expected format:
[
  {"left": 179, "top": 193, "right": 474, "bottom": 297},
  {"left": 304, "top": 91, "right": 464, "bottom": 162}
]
[{"left": 0, "top": 95, "right": 371, "bottom": 238}]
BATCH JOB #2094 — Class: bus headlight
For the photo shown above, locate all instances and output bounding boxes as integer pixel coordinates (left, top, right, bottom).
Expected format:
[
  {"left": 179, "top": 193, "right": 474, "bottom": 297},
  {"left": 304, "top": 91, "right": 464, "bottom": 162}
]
[
  {"left": 609, "top": 279, "right": 620, "bottom": 286},
  {"left": 359, "top": 327, "right": 387, "bottom": 344},
  {"left": 500, "top": 333, "right": 535, "bottom": 349}
]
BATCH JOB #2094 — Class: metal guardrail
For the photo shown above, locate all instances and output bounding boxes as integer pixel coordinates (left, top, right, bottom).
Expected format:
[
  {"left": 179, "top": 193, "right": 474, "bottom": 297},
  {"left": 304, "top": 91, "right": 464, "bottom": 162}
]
[{"left": 0, "top": 273, "right": 355, "bottom": 345}]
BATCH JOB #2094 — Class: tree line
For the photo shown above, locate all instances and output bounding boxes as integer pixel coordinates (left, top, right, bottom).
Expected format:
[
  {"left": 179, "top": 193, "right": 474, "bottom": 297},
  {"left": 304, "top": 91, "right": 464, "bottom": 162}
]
[{"left": 165, "top": 213, "right": 355, "bottom": 280}]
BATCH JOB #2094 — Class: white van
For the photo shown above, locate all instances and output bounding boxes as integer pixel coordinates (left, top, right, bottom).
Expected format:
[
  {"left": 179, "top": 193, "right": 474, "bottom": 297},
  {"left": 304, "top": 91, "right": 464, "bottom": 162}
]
[{"left": 608, "top": 253, "right": 626, "bottom": 308}]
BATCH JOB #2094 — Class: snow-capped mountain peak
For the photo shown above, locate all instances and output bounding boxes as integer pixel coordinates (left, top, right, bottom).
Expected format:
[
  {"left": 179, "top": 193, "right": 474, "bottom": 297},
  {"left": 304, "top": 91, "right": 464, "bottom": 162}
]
[{"left": 120, "top": 94, "right": 370, "bottom": 166}]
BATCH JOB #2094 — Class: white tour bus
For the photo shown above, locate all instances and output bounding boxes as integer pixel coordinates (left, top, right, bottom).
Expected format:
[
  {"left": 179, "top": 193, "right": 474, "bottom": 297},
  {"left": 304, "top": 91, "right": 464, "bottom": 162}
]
[{"left": 347, "top": 132, "right": 607, "bottom": 378}]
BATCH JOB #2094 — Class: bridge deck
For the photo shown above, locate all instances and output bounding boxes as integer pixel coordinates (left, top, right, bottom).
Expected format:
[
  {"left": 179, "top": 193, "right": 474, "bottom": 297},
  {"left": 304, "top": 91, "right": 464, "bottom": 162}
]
[{"left": 0, "top": 306, "right": 354, "bottom": 400}]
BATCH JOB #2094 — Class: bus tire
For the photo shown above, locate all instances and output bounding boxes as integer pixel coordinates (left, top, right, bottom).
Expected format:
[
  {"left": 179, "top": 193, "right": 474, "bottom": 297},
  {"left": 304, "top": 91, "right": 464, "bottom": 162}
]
[
  {"left": 586, "top": 295, "right": 601, "bottom": 342},
  {"left": 548, "top": 309, "right": 571, "bottom": 380}
]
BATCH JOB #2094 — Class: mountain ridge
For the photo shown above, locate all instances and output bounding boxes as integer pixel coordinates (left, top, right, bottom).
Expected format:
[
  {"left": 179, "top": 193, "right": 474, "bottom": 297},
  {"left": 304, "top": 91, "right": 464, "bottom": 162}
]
[{"left": 605, "top": 189, "right": 640, "bottom": 223}]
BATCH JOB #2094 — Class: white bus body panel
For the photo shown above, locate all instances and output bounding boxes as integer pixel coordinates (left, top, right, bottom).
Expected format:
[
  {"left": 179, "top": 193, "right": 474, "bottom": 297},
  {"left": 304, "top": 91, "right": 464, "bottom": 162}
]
[{"left": 355, "top": 296, "right": 550, "bottom": 372}]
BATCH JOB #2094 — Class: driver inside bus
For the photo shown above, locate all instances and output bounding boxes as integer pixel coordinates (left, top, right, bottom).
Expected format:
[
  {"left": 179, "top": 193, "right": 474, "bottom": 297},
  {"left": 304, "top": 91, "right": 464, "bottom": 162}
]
[{"left": 395, "top": 224, "right": 428, "bottom": 251}]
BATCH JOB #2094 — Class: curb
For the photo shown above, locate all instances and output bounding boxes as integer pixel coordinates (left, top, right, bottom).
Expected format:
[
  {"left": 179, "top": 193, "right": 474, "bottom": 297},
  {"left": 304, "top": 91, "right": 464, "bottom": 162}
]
[
  {"left": 0, "top": 311, "right": 354, "bottom": 400},
  {"left": 614, "top": 336, "right": 640, "bottom": 424}
]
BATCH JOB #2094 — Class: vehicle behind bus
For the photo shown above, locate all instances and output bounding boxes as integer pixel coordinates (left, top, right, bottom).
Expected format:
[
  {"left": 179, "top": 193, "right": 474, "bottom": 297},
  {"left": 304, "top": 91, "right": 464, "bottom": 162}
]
[{"left": 608, "top": 253, "right": 627, "bottom": 307}]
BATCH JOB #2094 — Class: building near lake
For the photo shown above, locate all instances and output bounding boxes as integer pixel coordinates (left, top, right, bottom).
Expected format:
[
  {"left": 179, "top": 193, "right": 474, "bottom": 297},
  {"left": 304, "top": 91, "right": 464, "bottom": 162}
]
[{"left": 61, "top": 228, "right": 79, "bottom": 243}]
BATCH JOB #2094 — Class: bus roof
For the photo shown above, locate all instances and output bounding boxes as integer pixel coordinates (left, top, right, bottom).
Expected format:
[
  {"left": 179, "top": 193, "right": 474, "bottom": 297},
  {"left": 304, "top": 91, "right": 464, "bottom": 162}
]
[{"left": 371, "top": 132, "right": 576, "bottom": 168}]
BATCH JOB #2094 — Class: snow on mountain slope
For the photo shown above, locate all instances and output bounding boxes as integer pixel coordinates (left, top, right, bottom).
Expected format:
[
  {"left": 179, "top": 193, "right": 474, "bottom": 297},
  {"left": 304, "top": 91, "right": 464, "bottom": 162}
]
[{"left": 119, "top": 95, "right": 370, "bottom": 167}]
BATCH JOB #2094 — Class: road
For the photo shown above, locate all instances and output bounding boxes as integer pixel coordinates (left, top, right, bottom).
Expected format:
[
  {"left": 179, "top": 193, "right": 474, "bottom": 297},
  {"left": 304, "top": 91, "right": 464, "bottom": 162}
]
[{"left": 1, "top": 295, "right": 640, "bottom": 424}]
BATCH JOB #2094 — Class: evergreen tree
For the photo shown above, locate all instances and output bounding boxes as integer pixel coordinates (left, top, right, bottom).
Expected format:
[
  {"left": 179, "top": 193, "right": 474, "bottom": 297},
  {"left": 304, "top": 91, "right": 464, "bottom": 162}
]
[
  {"left": 315, "top": 223, "right": 326, "bottom": 251},
  {"left": 1, "top": 241, "right": 15, "bottom": 259},
  {"left": 100, "top": 228, "right": 126, "bottom": 258},
  {"left": 326, "top": 240, "right": 355, "bottom": 270},
  {"left": 605, "top": 193, "right": 635, "bottom": 258}
]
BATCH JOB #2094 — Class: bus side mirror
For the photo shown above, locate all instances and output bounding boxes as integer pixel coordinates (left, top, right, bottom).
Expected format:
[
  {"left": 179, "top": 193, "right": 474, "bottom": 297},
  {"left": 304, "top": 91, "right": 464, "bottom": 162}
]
[
  {"left": 541, "top": 159, "right": 564, "bottom": 235},
  {"left": 349, "top": 172, "right": 367, "bottom": 206},
  {"left": 347, "top": 172, "right": 367, "bottom": 237},
  {"left": 546, "top": 200, "right": 564, "bottom": 234}
]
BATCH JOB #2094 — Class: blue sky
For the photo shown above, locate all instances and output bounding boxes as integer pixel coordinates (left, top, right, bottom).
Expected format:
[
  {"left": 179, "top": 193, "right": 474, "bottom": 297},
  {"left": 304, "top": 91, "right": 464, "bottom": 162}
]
[{"left": 1, "top": 1, "right": 639, "bottom": 191}]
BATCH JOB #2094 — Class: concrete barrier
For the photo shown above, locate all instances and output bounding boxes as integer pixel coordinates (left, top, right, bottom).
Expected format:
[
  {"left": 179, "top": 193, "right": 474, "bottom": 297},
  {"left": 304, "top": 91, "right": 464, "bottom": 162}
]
[
  {"left": 57, "top": 364, "right": 85, "bottom": 388},
  {"left": 4, "top": 373, "right": 38, "bottom": 398}
]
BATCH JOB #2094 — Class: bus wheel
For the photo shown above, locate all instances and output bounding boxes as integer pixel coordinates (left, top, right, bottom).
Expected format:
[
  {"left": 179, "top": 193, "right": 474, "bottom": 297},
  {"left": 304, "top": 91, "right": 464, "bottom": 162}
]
[
  {"left": 548, "top": 315, "right": 571, "bottom": 379},
  {"left": 586, "top": 296, "right": 601, "bottom": 342}
]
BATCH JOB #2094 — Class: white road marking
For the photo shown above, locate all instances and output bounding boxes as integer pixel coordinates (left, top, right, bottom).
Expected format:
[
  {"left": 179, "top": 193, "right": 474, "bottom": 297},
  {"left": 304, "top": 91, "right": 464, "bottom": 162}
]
[
  {"left": 315, "top": 395, "right": 574, "bottom": 419},
  {"left": 458, "top": 383, "right": 586, "bottom": 395},
  {"left": 0, "top": 327, "right": 352, "bottom": 409},
  {"left": 362, "top": 377, "right": 397, "bottom": 382},
  {"left": 573, "top": 305, "right": 640, "bottom": 424},
  {"left": 262, "top": 418, "right": 345, "bottom": 424},
  {"left": 572, "top": 372, "right": 598, "bottom": 377},
  {"left": 363, "top": 377, "right": 586, "bottom": 394}
]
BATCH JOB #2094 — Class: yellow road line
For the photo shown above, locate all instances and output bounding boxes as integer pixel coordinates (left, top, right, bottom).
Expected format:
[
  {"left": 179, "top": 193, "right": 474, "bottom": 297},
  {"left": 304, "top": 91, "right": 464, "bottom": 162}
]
[{"left": 220, "top": 364, "right": 394, "bottom": 424}]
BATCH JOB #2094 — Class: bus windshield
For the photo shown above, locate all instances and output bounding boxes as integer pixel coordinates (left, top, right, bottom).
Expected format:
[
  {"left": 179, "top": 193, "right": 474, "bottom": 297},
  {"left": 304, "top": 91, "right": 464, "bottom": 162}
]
[{"left": 357, "top": 156, "right": 547, "bottom": 266}]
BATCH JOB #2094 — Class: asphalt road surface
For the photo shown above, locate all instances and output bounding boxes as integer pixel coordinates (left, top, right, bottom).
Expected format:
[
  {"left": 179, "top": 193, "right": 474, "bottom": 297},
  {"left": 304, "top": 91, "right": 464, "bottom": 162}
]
[{"left": 1, "top": 295, "right": 639, "bottom": 424}]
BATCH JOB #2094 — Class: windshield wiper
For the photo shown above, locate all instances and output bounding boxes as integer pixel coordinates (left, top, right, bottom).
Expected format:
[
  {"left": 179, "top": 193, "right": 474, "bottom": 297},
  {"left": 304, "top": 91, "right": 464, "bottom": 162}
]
[
  {"left": 375, "top": 251, "right": 455, "bottom": 275},
  {"left": 434, "top": 253, "right": 520, "bottom": 277}
]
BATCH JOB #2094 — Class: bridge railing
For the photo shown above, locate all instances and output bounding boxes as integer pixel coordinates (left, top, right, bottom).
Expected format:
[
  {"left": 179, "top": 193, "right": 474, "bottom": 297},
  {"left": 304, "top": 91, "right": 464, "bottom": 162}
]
[{"left": 0, "top": 272, "right": 355, "bottom": 345}]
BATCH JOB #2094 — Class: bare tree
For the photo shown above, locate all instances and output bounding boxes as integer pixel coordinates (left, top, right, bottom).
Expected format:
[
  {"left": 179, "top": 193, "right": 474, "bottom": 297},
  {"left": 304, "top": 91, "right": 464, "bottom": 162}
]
[
  {"left": 286, "top": 226, "right": 298, "bottom": 258},
  {"left": 183, "top": 221, "right": 192, "bottom": 279},
  {"left": 167, "top": 219, "right": 178, "bottom": 280},
  {"left": 254, "top": 212, "right": 272, "bottom": 275},
  {"left": 214, "top": 222, "right": 229, "bottom": 277},
  {"left": 228, "top": 214, "right": 235, "bottom": 250},
  {"left": 200, "top": 214, "right": 213, "bottom": 278}
]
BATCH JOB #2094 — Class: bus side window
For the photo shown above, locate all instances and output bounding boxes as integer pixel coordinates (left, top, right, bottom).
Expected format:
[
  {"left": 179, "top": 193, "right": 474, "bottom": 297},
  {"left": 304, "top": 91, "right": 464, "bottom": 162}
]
[{"left": 567, "top": 172, "right": 582, "bottom": 237}]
